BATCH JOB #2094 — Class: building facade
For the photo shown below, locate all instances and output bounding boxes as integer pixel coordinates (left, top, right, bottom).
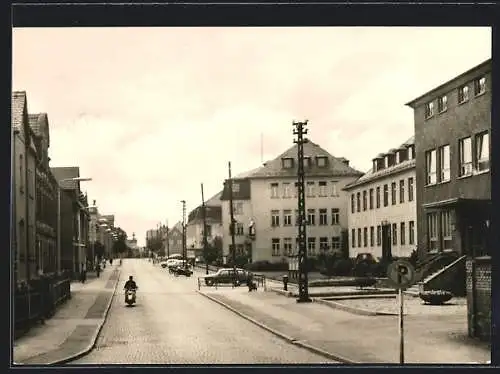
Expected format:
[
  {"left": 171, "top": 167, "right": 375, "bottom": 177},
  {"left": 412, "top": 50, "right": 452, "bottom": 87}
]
[
  {"left": 186, "top": 191, "right": 223, "bottom": 258},
  {"left": 344, "top": 137, "right": 417, "bottom": 259},
  {"left": 221, "top": 141, "right": 363, "bottom": 263},
  {"left": 166, "top": 222, "right": 184, "bottom": 256},
  {"left": 98, "top": 214, "right": 115, "bottom": 258},
  {"left": 29, "top": 113, "right": 59, "bottom": 276},
  {"left": 406, "top": 59, "right": 491, "bottom": 260}
]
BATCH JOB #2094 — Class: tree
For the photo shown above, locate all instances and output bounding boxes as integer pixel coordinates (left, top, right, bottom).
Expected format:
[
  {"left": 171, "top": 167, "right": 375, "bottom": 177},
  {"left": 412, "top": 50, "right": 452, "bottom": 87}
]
[
  {"left": 205, "top": 235, "right": 223, "bottom": 264},
  {"left": 112, "top": 227, "right": 128, "bottom": 256},
  {"left": 94, "top": 241, "right": 105, "bottom": 260}
]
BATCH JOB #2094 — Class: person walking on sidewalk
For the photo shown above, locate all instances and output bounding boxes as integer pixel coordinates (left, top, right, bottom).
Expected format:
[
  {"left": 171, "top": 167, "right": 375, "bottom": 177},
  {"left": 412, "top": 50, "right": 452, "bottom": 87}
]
[
  {"left": 96, "top": 262, "right": 101, "bottom": 278},
  {"left": 80, "top": 262, "right": 87, "bottom": 283}
]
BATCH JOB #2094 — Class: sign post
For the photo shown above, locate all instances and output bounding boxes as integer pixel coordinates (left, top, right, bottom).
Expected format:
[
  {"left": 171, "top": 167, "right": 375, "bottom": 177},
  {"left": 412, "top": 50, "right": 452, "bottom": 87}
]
[{"left": 386, "top": 259, "right": 415, "bottom": 365}]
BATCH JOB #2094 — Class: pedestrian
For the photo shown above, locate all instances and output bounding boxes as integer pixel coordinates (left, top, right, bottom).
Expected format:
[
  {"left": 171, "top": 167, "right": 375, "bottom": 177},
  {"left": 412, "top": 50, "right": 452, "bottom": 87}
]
[
  {"left": 246, "top": 272, "right": 256, "bottom": 292},
  {"left": 110, "top": 258, "right": 113, "bottom": 265},
  {"left": 80, "top": 262, "right": 87, "bottom": 283},
  {"left": 96, "top": 263, "right": 101, "bottom": 278}
]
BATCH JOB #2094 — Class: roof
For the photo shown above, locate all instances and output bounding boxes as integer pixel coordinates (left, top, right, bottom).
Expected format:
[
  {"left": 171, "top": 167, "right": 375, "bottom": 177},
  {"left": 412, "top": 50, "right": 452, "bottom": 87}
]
[
  {"left": 344, "top": 136, "right": 416, "bottom": 190},
  {"left": 50, "top": 167, "right": 81, "bottom": 189},
  {"left": 206, "top": 191, "right": 223, "bottom": 206},
  {"left": 28, "top": 113, "right": 50, "bottom": 146},
  {"left": 240, "top": 140, "right": 363, "bottom": 179},
  {"left": 372, "top": 136, "right": 414, "bottom": 160},
  {"left": 12, "top": 91, "right": 27, "bottom": 131},
  {"left": 405, "top": 58, "right": 492, "bottom": 108}
]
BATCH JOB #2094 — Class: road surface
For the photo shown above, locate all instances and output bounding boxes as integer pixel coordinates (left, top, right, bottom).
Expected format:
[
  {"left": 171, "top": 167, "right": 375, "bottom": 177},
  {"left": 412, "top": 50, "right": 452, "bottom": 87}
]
[{"left": 70, "top": 259, "right": 335, "bottom": 364}]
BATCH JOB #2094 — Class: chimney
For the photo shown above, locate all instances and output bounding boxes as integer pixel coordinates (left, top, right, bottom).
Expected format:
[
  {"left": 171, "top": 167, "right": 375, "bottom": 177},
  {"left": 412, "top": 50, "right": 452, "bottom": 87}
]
[{"left": 93, "top": 199, "right": 96, "bottom": 206}]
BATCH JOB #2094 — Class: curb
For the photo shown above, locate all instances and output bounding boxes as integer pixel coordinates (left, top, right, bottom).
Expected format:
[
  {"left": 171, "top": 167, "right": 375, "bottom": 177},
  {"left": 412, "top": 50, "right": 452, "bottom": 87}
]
[
  {"left": 51, "top": 268, "right": 122, "bottom": 365},
  {"left": 312, "top": 298, "right": 398, "bottom": 316},
  {"left": 196, "top": 290, "right": 356, "bottom": 364}
]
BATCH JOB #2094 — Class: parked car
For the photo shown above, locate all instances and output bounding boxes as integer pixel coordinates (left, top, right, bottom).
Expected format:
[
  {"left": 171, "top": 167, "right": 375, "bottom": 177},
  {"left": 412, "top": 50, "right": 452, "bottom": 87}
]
[
  {"left": 164, "top": 259, "right": 183, "bottom": 268},
  {"left": 204, "top": 268, "right": 250, "bottom": 286}
]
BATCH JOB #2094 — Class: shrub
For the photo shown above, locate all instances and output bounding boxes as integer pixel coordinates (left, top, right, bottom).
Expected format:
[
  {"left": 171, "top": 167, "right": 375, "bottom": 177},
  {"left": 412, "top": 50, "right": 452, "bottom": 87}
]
[
  {"left": 331, "top": 258, "right": 354, "bottom": 276},
  {"left": 244, "top": 261, "right": 288, "bottom": 272},
  {"left": 308, "top": 277, "right": 377, "bottom": 288}
]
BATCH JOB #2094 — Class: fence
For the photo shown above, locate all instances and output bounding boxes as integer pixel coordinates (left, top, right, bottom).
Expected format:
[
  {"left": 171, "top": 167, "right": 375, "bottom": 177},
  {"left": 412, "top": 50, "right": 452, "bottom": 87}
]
[{"left": 14, "top": 275, "right": 71, "bottom": 338}]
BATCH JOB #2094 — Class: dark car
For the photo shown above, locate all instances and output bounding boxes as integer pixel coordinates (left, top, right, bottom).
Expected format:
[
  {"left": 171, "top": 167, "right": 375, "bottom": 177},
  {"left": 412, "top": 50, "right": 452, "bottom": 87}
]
[{"left": 204, "top": 268, "right": 250, "bottom": 286}]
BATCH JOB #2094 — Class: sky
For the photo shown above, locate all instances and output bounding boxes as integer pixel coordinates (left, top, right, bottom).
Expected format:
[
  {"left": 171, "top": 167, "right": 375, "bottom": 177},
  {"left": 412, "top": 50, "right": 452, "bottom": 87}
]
[{"left": 12, "top": 27, "right": 491, "bottom": 246}]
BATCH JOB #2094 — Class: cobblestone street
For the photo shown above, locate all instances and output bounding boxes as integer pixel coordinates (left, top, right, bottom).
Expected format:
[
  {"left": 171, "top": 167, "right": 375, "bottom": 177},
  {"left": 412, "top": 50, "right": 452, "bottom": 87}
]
[{"left": 70, "top": 259, "right": 336, "bottom": 364}]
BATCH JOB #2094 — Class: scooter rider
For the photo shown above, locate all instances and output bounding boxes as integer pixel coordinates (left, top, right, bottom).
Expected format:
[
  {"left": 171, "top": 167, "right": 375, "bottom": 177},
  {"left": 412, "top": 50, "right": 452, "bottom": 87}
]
[{"left": 124, "top": 276, "right": 138, "bottom": 302}]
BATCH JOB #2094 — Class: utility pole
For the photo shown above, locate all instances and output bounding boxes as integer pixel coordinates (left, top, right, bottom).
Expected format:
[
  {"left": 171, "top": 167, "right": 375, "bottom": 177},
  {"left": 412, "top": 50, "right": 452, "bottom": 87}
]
[
  {"left": 293, "top": 120, "right": 311, "bottom": 303},
  {"left": 201, "top": 183, "right": 209, "bottom": 275},
  {"left": 228, "top": 162, "right": 237, "bottom": 285},
  {"left": 181, "top": 200, "right": 187, "bottom": 268}
]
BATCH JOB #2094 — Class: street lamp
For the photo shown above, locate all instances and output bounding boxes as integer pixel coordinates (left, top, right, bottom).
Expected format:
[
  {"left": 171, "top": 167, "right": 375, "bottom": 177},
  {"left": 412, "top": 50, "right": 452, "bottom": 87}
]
[{"left": 57, "top": 177, "right": 92, "bottom": 276}]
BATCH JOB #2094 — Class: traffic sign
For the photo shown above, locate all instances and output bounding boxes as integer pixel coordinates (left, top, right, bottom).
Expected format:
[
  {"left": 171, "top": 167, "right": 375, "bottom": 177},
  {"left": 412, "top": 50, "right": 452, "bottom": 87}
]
[{"left": 387, "top": 259, "right": 415, "bottom": 289}]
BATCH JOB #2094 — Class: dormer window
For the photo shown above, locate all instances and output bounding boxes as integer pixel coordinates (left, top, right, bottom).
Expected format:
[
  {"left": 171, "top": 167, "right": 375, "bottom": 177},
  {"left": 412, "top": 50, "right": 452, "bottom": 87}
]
[
  {"left": 282, "top": 158, "right": 294, "bottom": 169},
  {"left": 408, "top": 145, "right": 415, "bottom": 160},
  {"left": 316, "top": 156, "right": 328, "bottom": 168},
  {"left": 388, "top": 154, "right": 396, "bottom": 167},
  {"left": 373, "top": 160, "right": 378, "bottom": 172},
  {"left": 399, "top": 150, "right": 408, "bottom": 163},
  {"left": 303, "top": 157, "right": 312, "bottom": 168},
  {"left": 376, "top": 158, "right": 384, "bottom": 171}
]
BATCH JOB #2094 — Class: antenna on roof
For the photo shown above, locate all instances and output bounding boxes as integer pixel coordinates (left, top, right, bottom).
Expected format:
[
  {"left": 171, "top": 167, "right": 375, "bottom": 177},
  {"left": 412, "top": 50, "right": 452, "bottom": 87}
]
[{"left": 260, "top": 132, "right": 264, "bottom": 164}]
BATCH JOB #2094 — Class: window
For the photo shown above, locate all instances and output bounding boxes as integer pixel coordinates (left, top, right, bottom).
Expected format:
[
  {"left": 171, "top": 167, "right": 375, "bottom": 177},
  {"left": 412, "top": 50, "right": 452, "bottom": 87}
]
[
  {"left": 319, "top": 237, "right": 329, "bottom": 251},
  {"left": 377, "top": 225, "right": 382, "bottom": 246},
  {"left": 317, "top": 157, "right": 327, "bottom": 167},
  {"left": 383, "top": 184, "right": 388, "bottom": 207},
  {"left": 369, "top": 189, "right": 374, "bottom": 209},
  {"left": 295, "top": 209, "right": 300, "bottom": 226},
  {"left": 408, "top": 145, "right": 415, "bottom": 160},
  {"left": 283, "top": 238, "right": 293, "bottom": 256},
  {"left": 459, "top": 137, "right": 472, "bottom": 176},
  {"left": 280, "top": 183, "right": 290, "bottom": 198},
  {"left": 319, "top": 209, "right": 328, "bottom": 225},
  {"left": 232, "top": 182, "right": 240, "bottom": 193},
  {"left": 400, "top": 222, "right": 406, "bottom": 245},
  {"left": 331, "top": 208, "right": 339, "bottom": 225},
  {"left": 391, "top": 182, "right": 397, "bottom": 205},
  {"left": 425, "top": 149, "right": 437, "bottom": 184},
  {"left": 282, "top": 158, "right": 294, "bottom": 169},
  {"left": 272, "top": 238, "right": 281, "bottom": 256},
  {"left": 441, "top": 210, "right": 452, "bottom": 250},
  {"left": 351, "top": 229, "right": 356, "bottom": 248},
  {"left": 458, "top": 85, "right": 469, "bottom": 103},
  {"left": 408, "top": 178, "right": 414, "bottom": 201},
  {"left": 294, "top": 182, "right": 299, "bottom": 197},
  {"left": 271, "top": 210, "right": 280, "bottom": 227},
  {"left": 356, "top": 192, "right": 361, "bottom": 212},
  {"left": 236, "top": 244, "right": 245, "bottom": 255},
  {"left": 392, "top": 223, "right": 397, "bottom": 246},
  {"left": 331, "top": 181, "right": 338, "bottom": 196},
  {"left": 236, "top": 223, "right": 244, "bottom": 236},
  {"left": 363, "top": 228, "right": 368, "bottom": 247},
  {"left": 474, "top": 76, "right": 486, "bottom": 96},
  {"left": 331, "top": 236, "right": 341, "bottom": 250},
  {"left": 363, "top": 191, "right": 367, "bottom": 211},
  {"left": 425, "top": 101, "right": 434, "bottom": 118},
  {"left": 306, "top": 182, "right": 315, "bottom": 197},
  {"left": 409, "top": 221, "right": 415, "bottom": 245},
  {"left": 475, "top": 132, "right": 490, "bottom": 172},
  {"left": 439, "top": 145, "right": 450, "bottom": 182},
  {"left": 376, "top": 187, "right": 381, "bottom": 208},
  {"left": 270, "top": 183, "right": 279, "bottom": 198},
  {"left": 437, "top": 95, "right": 448, "bottom": 112},
  {"left": 357, "top": 228, "right": 361, "bottom": 248},
  {"left": 233, "top": 202, "right": 243, "bottom": 215},
  {"left": 283, "top": 210, "right": 292, "bottom": 226},
  {"left": 318, "top": 181, "right": 327, "bottom": 197},
  {"left": 427, "top": 213, "right": 438, "bottom": 251},
  {"left": 307, "top": 209, "right": 315, "bottom": 226},
  {"left": 399, "top": 180, "right": 405, "bottom": 203},
  {"left": 370, "top": 226, "right": 374, "bottom": 246},
  {"left": 307, "top": 237, "right": 316, "bottom": 256},
  {"left": 351, "top": 194, "right": 355, "bottom": 213}
]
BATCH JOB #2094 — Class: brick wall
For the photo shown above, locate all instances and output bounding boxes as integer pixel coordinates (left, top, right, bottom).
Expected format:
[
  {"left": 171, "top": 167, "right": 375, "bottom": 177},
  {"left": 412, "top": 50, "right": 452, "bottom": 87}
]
[{"left": 466, "top": 256, "right": 491, "bottom": 341}]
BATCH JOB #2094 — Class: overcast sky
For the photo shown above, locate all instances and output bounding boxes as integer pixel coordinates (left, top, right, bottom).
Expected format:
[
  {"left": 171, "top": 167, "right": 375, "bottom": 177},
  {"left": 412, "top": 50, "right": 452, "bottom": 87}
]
[{"left": 12, "top": 27, "right": 491, "bottom": 246}]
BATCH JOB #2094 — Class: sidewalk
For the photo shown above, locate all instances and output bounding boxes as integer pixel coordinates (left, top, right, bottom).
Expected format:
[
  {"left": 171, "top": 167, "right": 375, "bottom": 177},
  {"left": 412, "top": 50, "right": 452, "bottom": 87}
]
[
  {"left": 13, "top": 265, "right": 122, "bottom": 365},
  {"left": 197, "top": 286, "right": 491, "bottom": 364}
]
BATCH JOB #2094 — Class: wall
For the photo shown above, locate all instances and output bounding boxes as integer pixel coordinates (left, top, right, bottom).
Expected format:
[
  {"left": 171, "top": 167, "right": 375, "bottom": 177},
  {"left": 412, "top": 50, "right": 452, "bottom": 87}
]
[
  {"left": 414, "top": 66, "right": 491, "bottom": 258},
  {"left": 250, "top": 176, "right": 356, "bottom": 262},
  {"left": 347, "top": 167, "right": 417, "bottom": 258},
  {"left": 221, "top": 199, "right": 254, "bottom": 259},
  {"left": 60, "top": 190, "right": 75, "bottom": 276},
  {"left": 466, "top": 257, "right": 491, "bottom": 342},
  {"left": 13, "top": 132, "right": 27, "bottom": 283}
]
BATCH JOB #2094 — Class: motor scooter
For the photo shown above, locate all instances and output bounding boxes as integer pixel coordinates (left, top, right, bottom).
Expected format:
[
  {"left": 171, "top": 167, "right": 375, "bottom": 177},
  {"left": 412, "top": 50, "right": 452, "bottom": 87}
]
[{"left": 125, "top": 288, "right": 137, "bottom": 306}]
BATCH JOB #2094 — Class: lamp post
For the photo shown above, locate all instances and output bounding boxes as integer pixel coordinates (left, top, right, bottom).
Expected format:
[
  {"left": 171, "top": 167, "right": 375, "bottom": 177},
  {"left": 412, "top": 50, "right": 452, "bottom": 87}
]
[{"left": 57, "top": 177, "right": 92, "bottom": 278}]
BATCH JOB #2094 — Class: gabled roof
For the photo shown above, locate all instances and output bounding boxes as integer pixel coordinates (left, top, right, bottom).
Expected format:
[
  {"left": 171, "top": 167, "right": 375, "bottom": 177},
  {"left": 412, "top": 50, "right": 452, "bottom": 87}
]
[
  {"left": 241, "top": 140, "right": 363, "bottom": 179},
  {"left": 12, "top": 91, "right": 27, "bottom": 131},
  {"left": 206, "top": 191, "right": 223, "bottom": 206},
  {"left": 344, "top": 136, "right": 416, "bottom": 190},
  {"left": 50, "top": 166, "right": 81, "bottom": 189},
  {"left": 28, "top": 113, "right": 50, "bottom": 146}
]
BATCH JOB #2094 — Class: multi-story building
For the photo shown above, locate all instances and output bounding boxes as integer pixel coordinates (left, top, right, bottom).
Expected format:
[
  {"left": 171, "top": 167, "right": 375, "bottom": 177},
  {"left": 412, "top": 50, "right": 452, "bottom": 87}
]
[
  {"left": 98, "top": 214, "right": 115, "bottom": 258},
  {"left": 186, "top": 191, "right": 223, "bottom": 259},
  {"left": 28, "top": 113, "right": 59, "bottom": 276},
  {"left": 51, "top": 167, "right": 90, "bottom": 278},
  {"left": 11, "top": 91, "right": 37, "bottom": 284},
  {"left": 166, "top": 222, "right": 183, "bottom": 256},
  {"left": 406, "top": 59, "right": 491, "bottom": 341},
  {"left": 221, "top": 141, "right": 363, "bottom": 263},
  {"left": 343, "top": 136, "right": 417, "bottom": 259}
]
